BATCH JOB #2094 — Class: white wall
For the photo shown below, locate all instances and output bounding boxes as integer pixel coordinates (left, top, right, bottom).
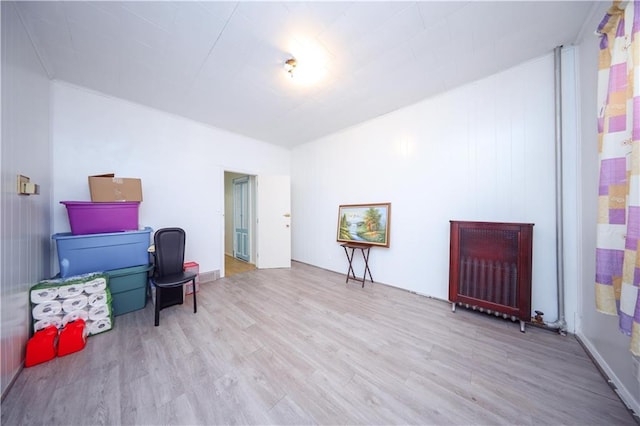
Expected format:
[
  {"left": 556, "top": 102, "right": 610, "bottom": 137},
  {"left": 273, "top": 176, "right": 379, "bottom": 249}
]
[
  {"left": 292, "top": 53, "right": 570, "bottom": 331},
  {"left": 577, "top": 2, "right": 640, "bottom": 413},
  {"left": 1, "top": 2, "right": 52, "bottom": 398},
  {"left": 51, "top": 82, "right": 290, "bottom": 276}
]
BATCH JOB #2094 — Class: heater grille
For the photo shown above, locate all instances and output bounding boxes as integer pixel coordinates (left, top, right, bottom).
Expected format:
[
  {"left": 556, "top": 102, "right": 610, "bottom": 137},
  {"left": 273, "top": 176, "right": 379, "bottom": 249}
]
[
  {"left": 449, "top": 221, "right": 533, "bottom": 332},
  {"left": 458, "top": 256, "right": 518, "bottom": 307}
]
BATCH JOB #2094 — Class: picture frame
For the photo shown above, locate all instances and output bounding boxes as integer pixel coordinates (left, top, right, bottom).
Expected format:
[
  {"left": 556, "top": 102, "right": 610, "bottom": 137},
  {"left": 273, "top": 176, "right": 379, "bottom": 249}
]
[{"left": 337, "top": 203, "right": 391, "bottom": 247}]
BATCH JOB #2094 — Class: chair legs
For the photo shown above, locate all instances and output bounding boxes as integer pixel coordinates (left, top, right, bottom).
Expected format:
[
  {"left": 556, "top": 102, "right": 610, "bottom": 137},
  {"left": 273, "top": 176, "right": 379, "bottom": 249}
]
[
  {"left": 154, "top": 286, "right": 161, "bottom": 326},
  {"left": 154, "top": 281, "right": 197, "bottom": 326},
  {"left": 191, "top": 278, "right": 197, "bottom": 314}
]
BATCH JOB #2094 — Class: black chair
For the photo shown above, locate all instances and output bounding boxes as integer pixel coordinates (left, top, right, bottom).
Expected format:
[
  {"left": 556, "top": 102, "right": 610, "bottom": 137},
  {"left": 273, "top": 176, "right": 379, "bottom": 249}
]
[{"left": 150, "top": 228, "right": 197, "bottom": 326}]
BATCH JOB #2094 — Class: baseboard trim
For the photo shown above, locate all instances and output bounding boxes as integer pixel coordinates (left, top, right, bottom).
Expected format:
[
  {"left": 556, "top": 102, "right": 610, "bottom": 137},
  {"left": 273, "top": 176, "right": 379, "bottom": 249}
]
[
  {"left": 200, "top": 269, "right": 220, "bottom": 283},
  {"left": 1, "top": 363, "right": 23, "bottom": 403},
  {"left": 575, "top": 332, "right": 640, "bottom": 421}
]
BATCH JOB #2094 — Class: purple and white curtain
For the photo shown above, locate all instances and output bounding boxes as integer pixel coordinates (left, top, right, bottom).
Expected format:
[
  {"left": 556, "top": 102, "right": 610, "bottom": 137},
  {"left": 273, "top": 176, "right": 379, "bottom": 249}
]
[{"left": 596, "top": 0, "right": 640, "bottom": 356}]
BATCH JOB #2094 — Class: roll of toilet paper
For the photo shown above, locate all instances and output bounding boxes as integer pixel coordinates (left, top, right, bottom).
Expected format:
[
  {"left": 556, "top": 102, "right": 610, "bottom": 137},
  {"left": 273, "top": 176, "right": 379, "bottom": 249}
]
[
  {"left": 34, "top": 315, "right": 63, "bottom": 331},
  {"left": 32, "top": 301, "right": 62, "bottom": 319},
  {"left": 88, "top": 317, "right": 112, "bottom": 335},
  {"left": 62, "top": 295, "right": 88, "bottom": 313},
  {"left": 87, "top": 291, "right": 108, "bottom": 307},
  {"left": 58, "top": 284, "right": 84, "bottom": 299},
  {"left": 88, "top": 304, "right": 109, "bottom": 320},
  {"left": 83, "top": 278, "right": 107, "bottom": 294},
  {"left": 30, "top": 287, "right": 59, "bottom": 304},
  {"left": 62, "top": 309, "right": 89, "bottom": 326}
]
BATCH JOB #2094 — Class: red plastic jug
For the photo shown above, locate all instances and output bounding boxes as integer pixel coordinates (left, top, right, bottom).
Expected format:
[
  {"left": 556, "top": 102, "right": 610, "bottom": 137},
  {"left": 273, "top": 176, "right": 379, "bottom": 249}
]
[
  {"left": 57, "top": 319, "right": 87, "bottom": 357},
  {"left": 25, "top": 326, "right": 58, "bottom": 367}
]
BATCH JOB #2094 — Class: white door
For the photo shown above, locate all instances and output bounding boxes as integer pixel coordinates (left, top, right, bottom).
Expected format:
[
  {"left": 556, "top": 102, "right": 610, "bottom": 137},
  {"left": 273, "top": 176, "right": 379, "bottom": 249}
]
[{"left": 256, "top": 175, "right": 291, "bottom": 268}]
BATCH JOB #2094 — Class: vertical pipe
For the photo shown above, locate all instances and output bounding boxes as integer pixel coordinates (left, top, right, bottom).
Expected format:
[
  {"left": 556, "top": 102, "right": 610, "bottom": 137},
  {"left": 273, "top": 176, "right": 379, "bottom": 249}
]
[{"left": 544, "top": 46, "right": 568, "bottom": 334}]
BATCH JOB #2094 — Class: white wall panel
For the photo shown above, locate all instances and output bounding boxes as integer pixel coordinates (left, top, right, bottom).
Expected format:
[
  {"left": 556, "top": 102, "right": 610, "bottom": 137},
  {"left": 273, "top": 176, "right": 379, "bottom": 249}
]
[
  {"left": 51, "top": 83, "right": 290, "bottom": 276},
  {"left": 291, "top": 53, "right": 563, "bottom": 329},
  {"left": 1, "top": 2, "right": 52, "bottom": 398}
]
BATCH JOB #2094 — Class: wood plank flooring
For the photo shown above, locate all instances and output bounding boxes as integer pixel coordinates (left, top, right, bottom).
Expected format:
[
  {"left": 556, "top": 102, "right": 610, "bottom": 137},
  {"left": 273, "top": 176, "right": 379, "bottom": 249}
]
[
  {"left": 225, "top": 255, "right": 256, "bottom": 277},
  {"left": 2, "top": 261, "right": 636, "bottom": 425}
]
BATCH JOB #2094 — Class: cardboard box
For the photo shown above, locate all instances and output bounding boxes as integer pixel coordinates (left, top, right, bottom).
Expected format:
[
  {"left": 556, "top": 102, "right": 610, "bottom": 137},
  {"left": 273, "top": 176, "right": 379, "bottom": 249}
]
[{"left": 89, "top": 173, "right": 143, "bottom": 202}]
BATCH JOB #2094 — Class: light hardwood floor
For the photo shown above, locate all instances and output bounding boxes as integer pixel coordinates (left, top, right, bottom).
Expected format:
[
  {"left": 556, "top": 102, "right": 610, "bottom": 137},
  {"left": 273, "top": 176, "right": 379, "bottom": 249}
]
[
  {"left": 225, "top": 255, "right": 256, "bottom": 277},
  {"left": 2, "top": 262, "right": 636, "bottom": 425}
]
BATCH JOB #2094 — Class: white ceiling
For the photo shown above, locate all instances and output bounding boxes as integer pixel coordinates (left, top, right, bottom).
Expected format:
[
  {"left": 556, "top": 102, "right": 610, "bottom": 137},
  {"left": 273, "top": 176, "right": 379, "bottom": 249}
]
[{"left": 15, "top": 1, "right": 597, "bottom": 148}]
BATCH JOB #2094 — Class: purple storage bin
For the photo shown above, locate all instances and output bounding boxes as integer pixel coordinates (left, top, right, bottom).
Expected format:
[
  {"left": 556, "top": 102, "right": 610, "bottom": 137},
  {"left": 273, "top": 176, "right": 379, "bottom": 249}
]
[{"left": 61, "top": 201, "right": 140, "bottom": 235}]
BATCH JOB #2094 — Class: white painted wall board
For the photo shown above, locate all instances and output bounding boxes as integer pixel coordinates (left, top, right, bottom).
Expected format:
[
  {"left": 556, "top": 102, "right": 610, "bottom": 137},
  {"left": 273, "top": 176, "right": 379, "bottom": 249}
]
[
  {"left": 51, "top": 82, "right": 290, "bottom": 276},
  {"left": 291, "top": 53, "right": 562, "bottom": 330},
  {"left": 1, "top": 2, "right": 52, "bottom": 398}
]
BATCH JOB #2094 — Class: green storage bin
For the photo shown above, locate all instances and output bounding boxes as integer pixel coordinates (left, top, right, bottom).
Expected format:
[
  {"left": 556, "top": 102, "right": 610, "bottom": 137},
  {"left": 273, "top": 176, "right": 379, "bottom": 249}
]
[
  {"left": 106, "top": 264, "right": 152, "bottom": 316},
  {"left": 112, "top": 287, "right": 147, "bottom": 317}
]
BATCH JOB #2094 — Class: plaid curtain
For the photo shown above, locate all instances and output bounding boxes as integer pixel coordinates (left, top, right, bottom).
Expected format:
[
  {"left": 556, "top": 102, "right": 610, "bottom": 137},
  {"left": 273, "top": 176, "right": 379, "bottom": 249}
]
[{"left": 596, "top": 0, "right": 640, "bottom": 356}]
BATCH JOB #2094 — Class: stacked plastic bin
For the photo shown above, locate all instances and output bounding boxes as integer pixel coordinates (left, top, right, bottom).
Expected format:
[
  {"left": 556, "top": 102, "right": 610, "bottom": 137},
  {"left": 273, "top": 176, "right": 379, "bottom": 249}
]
[{"left": 54, "top": 201, "right": 152, "bottom": 316}]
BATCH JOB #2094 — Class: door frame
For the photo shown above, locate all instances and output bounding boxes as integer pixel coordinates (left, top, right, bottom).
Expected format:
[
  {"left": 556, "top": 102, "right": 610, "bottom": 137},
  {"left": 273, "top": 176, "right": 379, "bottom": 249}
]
[
  {"left": 222, "top": 169, "right": 256, "bottom": 278},
  {"left": 232, "top": 175, "right": 251, "bottom": 262},
  {"left": 221, "top": 169, "right": 291, "bottom": 276}
]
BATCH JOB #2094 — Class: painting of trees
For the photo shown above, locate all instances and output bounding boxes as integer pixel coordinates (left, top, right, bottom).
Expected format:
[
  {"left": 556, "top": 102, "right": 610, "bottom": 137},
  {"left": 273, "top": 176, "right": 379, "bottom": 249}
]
[
  {"left": 336, "top": 203, "right": 390, "bottom": 247},
  {"left": 363, "top": 207, "right": 381, "bottom": 232},
  {"left": 339, "top": 213, "right": 352, "bottom": 240}
]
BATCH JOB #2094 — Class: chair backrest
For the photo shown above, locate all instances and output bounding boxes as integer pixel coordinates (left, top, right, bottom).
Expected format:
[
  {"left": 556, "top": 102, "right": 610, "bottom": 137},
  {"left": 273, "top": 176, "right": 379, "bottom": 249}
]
[{"left": 154, "top": 228, "right": 186, "bottom": 277}]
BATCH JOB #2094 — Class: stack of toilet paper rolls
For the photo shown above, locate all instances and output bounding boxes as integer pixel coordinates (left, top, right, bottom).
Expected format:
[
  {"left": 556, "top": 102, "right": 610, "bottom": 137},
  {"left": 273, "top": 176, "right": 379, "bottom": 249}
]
[{"left": 30, "top": 272, "right": 113, "bottom": 336}]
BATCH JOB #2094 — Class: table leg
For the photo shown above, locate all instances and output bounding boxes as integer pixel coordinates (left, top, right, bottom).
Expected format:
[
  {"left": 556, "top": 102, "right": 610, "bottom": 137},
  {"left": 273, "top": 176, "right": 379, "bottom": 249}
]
[
  {"left": 361, "top": 247, "right": 374, "bottom": 286},
  {"left": 343, "top": 246, "right": 357, "bottom": 283}
]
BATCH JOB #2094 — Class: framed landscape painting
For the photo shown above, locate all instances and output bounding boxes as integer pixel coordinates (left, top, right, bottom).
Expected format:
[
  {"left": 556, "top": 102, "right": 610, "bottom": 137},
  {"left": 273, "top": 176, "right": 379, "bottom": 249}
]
[{"left": 337, "top": 203, "right": 391, "bottom": 247}]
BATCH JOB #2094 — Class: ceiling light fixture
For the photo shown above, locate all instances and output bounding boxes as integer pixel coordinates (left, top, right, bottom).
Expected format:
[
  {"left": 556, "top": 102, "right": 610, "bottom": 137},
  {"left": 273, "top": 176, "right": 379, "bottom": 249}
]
[
  {"left": 284, "top": 38, "right": 328, "bottom": 86},
  {"left": 284, "top": 58, "right": 297, "bottom": 77}
]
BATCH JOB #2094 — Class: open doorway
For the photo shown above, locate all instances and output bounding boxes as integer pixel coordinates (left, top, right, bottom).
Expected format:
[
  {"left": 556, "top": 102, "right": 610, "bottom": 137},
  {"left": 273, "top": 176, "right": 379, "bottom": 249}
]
[
  {"left": 222, "top": 171, "right": 292, "bottom": 277},
  {"left": 224, "top": 171, "right": 256, "bottom": 277}
]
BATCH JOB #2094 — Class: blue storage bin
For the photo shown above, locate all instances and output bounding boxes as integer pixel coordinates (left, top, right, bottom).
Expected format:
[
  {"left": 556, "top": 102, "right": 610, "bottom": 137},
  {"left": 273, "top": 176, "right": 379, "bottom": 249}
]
[{"left": 52, "top": 227, "right": 152, "bottom": 278}]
